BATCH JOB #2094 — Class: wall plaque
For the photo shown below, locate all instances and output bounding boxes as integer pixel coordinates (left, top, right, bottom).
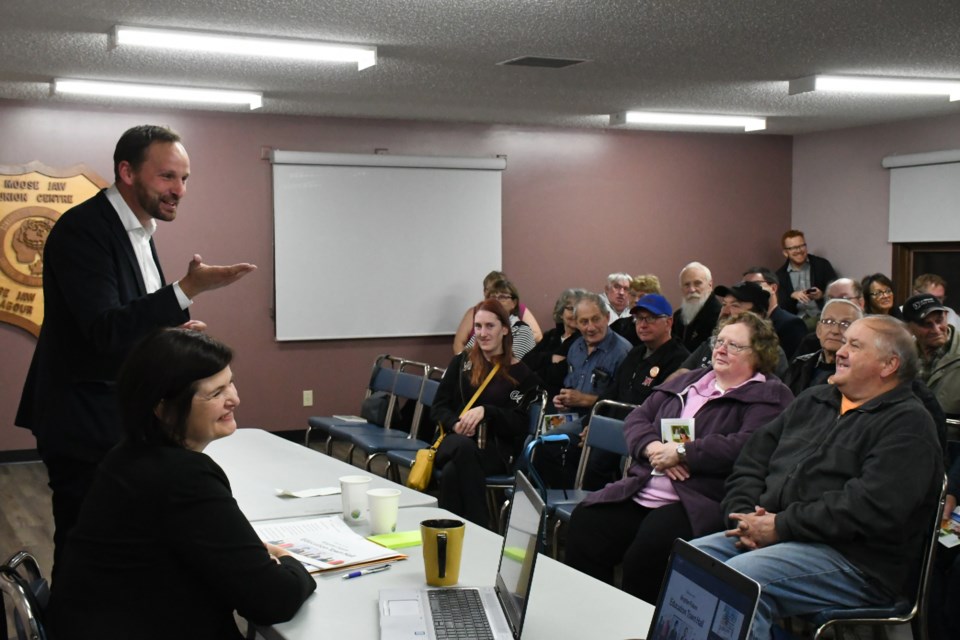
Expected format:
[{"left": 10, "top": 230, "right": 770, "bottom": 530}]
[{"left": 0, "top": 162, "right": 107, "bottom": 336}]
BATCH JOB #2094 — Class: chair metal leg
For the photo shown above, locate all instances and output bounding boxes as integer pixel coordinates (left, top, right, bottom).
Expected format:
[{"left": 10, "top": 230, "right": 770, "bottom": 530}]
[
  {"left": 324, "top": 435, "right": 334, "bottom": 456},
  {"left": 304, "top": 426, "right": 313, "bottom": 448}
]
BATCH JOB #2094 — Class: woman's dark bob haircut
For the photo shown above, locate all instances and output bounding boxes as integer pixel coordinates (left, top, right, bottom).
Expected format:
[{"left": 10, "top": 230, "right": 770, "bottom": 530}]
[{"left": 117, "top": 328, "right": 233, "bottom": 448}]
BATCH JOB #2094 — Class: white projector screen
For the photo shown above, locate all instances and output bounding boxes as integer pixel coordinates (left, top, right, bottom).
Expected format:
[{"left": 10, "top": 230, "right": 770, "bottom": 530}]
[
  {"left": 885, "top": 150, "right": 960, "bottom": 242},
  {"left": 271, "top": 150, "right": 504, "bottom": 341}
]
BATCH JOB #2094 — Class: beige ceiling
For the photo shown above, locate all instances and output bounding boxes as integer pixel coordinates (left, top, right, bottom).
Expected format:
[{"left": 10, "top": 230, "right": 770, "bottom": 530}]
[{"left": 2, "top": 0, "right": 959, "bottom": 134}]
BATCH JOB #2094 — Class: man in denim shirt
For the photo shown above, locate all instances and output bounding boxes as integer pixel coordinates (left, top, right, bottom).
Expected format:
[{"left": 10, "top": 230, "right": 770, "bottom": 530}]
[{"left": 553, "top": 291, "right": 632, "bottom": 416}]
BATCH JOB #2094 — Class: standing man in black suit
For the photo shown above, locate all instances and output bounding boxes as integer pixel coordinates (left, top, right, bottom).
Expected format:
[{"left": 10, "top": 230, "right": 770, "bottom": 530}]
[
  {"left": 16, "top": 125, "right": 256, "bottom": 577},
  {"left": 775, "top": 229, "right": 838, "bottom": 328}
]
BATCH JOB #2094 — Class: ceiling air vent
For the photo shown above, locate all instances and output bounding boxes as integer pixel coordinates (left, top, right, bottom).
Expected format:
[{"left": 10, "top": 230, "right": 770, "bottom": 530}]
[{"left": 497, "top": 56, "right": 588, "bottom": 69}]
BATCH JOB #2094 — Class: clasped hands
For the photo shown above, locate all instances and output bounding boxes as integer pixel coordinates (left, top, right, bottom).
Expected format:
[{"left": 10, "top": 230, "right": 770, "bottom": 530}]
[
  {"left": 725, "top": 507, "right": 778, "bottom": 550},
  {"left": 644, "top": 441, "right": 690, "bottom": 481},
  {"left": 453, "top": 406, "right": 485, "bottom": 437},
  {"left": 553, "top": 388, "right": 596, "bottom": 412}
]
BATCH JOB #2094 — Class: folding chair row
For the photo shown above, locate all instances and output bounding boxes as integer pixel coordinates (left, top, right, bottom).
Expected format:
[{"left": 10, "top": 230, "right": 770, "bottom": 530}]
[
  {"left": 342, "top": 365, "right": 446, "bottom": 471},
  {"left": 305, "top": 353, "right": 403, "bottom": 453}
]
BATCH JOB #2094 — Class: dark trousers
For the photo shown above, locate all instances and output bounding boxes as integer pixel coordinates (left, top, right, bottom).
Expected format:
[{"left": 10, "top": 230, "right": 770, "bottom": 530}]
[
  {"left": 565, "top": 499, "right": 693, "bottom": 604},
  {"left": 40, "top": 451, "right": 100, "bottom": 584},
  {"left": 435, "top": 433, "right": 508, "bottom": 529}
]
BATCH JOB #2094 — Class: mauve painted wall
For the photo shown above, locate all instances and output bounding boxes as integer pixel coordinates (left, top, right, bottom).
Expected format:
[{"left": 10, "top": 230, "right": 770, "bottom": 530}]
[
  {"left": 793, "top": 110, "right": 960, "bottom": 281},
  {"left": 0, "top": 100, "right": 792, "bottom": 453}
]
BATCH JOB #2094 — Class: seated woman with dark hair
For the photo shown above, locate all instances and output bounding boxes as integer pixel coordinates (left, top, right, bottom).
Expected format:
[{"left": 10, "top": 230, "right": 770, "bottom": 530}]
[
  {"left": 522, "top": 288, "right": 585, "bottom": 398},
  {"left": 434, "top": 299, "right": 542, "bottom": 527},
  {"left": 462, "top": 279, "right": 537, "bottom": 359},
  {"left": 47, "top": 329, "right": 316, "bottom": 639},
  {"left": 452, "top": 270, "right": 543, "bottom": 352},
  {"left": 862, "top": 272, "right": 903, "bottom": 319},
  {"left": 564, "top": 312, "right": 793, "bottom": 603}
]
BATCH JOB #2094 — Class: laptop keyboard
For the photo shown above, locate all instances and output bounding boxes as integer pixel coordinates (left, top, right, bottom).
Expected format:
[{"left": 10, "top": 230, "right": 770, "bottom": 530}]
[{"left": 427, "top": 589, "right": 496, "bottom": 639}]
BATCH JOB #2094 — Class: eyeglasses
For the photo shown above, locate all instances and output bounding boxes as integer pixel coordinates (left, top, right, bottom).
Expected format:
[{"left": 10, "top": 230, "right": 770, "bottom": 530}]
[
  {"left": 634, "top": 314, "right": 667, "bottom": 325},
  {"left": 869, "top": 289, "right": 893, "bottom": 299},
  {"left": 710, "top": 337, "right": 752, "bottom": 354},
  {"left": 783, "top": 243, "right": 807, "bottom": 253},
  {"left": 488, "top": 294, "right": 514, "bottom": 301},
  {"left": 818, "top": 318, "right": 852, "bottom": 330},
  {"left": 563, "top": 305, "right": 575, "bottom": 312}
]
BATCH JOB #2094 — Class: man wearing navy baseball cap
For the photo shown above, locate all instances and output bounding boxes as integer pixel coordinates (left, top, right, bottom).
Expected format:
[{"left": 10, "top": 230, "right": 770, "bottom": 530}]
[{"left": 903, "top": 293, "right": 960, "bottom": 421}]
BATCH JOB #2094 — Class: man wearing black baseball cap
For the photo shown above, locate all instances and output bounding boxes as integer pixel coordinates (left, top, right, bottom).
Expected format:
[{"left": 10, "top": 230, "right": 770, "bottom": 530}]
[{"left": 903, "top": 293, "right": 960, "bottom": 420}]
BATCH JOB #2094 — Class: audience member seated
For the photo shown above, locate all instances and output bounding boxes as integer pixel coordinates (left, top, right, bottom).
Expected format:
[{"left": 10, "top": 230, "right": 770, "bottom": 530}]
[
  {"left": 793, "top": 277, "right": 866, "bottom": 356},
  {"left": 742, "top": 266, "right": 808, "bottom": 358},
  {"left": 862, "top": 272, "right": 903, "bottom": 319},
  {"left": 433, "top": 299, "right": 542, "bottom": 527},
  {"left": 565, "top": 312, "right": 793, "bottom": 603},
  {"left": 672, "top": 261, "right": 721, "bottom": 351},
  {"left": 46, "top": 329, "right": 317, "bottom": 638},
  {"left": 691, "top": 316, "right": 943, "bottom": 640},
  {"left": 775, "top": 229, "right": 838, "bottom": 328},
  {"left": 672, "top": 281, "right": 789, "bottom": 379},
  {"left": 522, "top": 288, "right": 585, "bottom": 399},
  {"left": 557, "top": 294, "right": 691, "bottom": 490},
  {"left": 463, "top": 279, "right": 537, "bottom": 359},
  {"left": 534, "top": 293, "right": 632, "bottom": 488},
  {"left": 551, "top": 292, "right": 632, "bottom": 418},
  {"left": 453, "top": 270, "right": 542, "bottom": 352},
  {"left": 914, "top": 273, "right": 960, "bottom": 329},
  {"left": 613, "top": 273, "right": 663, "bottom": 346},
  {"left": 782, "top": 299, "right": 862, "bottom": 396},
  {"left": 827, "top": 277, "right": 865, "bottom": 308},
  {"left": 903, "top": 293, "right": 960, "bottom": 425},
  {"left": 600, "top": 272, "right": 633, "bottom": 324}
]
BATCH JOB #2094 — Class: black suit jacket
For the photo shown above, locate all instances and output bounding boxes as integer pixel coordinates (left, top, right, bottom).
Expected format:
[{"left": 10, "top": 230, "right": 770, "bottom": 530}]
[
  {"left": 775, "top": 253, "right": 838, "bottom": 315},
  {"left": 16, "top": 190, "right": 190, "bottom": 461}
]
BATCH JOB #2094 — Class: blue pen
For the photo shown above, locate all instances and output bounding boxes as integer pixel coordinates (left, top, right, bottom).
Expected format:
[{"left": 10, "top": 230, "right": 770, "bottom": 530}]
[{"left": 342, "top": 564, "right": 392, "bottom": 580}]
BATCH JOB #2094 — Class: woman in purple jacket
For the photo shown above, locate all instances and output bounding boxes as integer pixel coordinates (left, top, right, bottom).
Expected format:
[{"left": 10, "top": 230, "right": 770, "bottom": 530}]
[{"left": 564, "top": 312, "right": 793, "bottom": 602}]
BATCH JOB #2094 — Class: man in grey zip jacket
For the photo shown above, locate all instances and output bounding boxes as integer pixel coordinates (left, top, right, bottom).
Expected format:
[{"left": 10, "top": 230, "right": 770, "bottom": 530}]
[{"left": 692, "top": 316, "right": 943, "bottom": 640}]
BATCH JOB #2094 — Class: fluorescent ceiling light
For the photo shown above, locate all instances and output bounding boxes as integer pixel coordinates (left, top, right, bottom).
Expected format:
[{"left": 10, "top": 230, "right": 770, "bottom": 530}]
[
  {"left": 610, "top": 111, "right": 766, "bottom": 132},
  {"left": 53, "top": 79, "right": 263, "bottom": 110},
  {"left": 790, "top": 75, "right": 960, "bottom": 101},
  {"left": 112, "top": 25, "right": 377, "bottom": 71}
]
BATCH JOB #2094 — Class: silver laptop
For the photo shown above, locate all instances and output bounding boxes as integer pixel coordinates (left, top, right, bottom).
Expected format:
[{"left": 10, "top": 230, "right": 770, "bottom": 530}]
[
  {"left": 644, "top": 539, "right": 762, "bottom": 640},
  {"left": 379, "top": 471, "right": 546, "bottom": 640}
]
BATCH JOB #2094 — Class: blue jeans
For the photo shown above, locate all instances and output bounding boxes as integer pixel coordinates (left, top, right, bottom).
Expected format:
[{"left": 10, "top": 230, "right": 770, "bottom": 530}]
[{"left": 691, "top": 532, "right": 893, "bottom": 640}]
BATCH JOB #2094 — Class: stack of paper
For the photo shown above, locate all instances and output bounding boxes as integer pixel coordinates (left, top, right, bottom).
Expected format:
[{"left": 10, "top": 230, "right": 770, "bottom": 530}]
[{"left": 254, "top": 515, "right": 406, "bottom": 573}]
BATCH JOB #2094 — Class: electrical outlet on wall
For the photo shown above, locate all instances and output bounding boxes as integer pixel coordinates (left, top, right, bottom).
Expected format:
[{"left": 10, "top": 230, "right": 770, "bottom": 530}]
[{"left": 302, "top": 390, "right": 313, "bottom": 407}]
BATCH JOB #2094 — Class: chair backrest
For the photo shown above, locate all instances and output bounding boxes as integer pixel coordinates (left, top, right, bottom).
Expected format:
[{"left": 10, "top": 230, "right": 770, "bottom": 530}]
[
  {"left": 573, "top": 399, "right": 637, "bottom": 489},
  {"left": 408, "top": 367, "right": 445, "bottom": 440},
  {"left": 527, "top": 391, "right": 548, "bottom": 438},
  {"left": 0, "top": 551, "right": 48, "bottom": 640},
  {"left": 365, "top": 355, "right": 403, "bottom": 397},
  {"left": 910, "top": 474, "right": 949, "bottom": 621},
  {"left": 383, "top": 360, "right": 430, "bottom": 430}
]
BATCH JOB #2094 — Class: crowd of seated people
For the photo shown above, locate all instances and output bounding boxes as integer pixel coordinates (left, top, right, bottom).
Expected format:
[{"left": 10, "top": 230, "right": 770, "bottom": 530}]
[{"left": 437, "top": 232, "right": 959, "bottom": 638}]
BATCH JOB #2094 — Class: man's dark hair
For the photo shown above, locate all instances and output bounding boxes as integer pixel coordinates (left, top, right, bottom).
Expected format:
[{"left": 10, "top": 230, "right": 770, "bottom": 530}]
[
  {"left": 113, "top": 125, "right": 182, "bottom": 182},
  {"left": 742, "top": 266, "right": 778, "bottom": 286},
  {"left": 118, "top": 328, "right": 233, "bottom": 448}
]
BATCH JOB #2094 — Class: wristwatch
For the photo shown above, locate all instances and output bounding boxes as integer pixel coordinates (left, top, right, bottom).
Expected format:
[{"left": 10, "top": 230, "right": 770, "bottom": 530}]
[{"left": 676, "top": 443, "right": 687, "bottom": 461}]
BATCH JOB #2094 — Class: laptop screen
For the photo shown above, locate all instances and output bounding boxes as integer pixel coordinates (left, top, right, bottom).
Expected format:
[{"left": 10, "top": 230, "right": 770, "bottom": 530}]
[
  {"left": 647, "top": 539, "right": 760, "bottom": 640},
  {"left": 494, "top": 471, "right": 545, "bottom": 639}
]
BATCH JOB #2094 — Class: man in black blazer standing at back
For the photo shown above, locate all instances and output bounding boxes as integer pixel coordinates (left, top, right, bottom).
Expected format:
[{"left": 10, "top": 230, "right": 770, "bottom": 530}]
[
  {"left": 16, "top": 125, "right": 256, "bottom": 577},
  {"left": 775, "top": 229, "right": 837, "bottom": 327}
]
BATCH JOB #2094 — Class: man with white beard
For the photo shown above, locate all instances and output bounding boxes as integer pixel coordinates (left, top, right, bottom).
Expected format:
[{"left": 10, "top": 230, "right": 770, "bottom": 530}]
[{"left": 671, "top": 261, "right": 721, "bottom": 351}]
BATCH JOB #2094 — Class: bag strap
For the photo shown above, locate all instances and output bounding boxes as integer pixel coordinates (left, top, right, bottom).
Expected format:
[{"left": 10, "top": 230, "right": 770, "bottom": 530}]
[{"left": 460, "top": 363, "right": 500, "bottom": 416}]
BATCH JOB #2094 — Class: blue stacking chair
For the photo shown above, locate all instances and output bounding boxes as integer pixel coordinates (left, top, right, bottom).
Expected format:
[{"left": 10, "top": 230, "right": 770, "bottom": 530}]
[
  {"left": 483, "top": 390, "right": 547, "bottom": 531},
  {"left": 304, "top": 354, "right": 401, "bottom": 455},
  {"left": 340, "top": 361, "right": 436, "bottom": 471},
  {"left": 383, "top": 371, "right": 444, "bottom": 483},
  {"left": 548, "top": 399, "right": 634, "bottom": 555}
]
